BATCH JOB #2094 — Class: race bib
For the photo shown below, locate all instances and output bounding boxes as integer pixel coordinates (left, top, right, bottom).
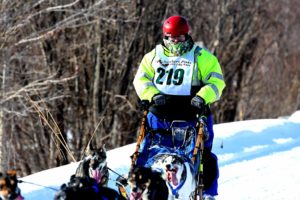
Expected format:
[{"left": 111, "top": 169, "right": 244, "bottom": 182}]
[{"left": 152, "top": 45, "right": 195, "bottom": 95}]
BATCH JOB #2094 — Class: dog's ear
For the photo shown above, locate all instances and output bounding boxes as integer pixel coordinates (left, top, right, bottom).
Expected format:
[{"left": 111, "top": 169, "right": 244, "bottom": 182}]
[
  {"left": 101, "top": 143, "right": 106, "bottom": 152},
  {"left": 85, "top": 142, "right": 94, "bottom": 156},
  {"left": 98, "top": 143, "right": 107, "bottom": 155}
]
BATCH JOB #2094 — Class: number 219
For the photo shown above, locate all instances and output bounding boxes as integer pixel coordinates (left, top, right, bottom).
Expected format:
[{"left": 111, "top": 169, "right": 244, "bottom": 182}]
[{"left": 155, "top": 67, "right": 184, "bottom": 85}]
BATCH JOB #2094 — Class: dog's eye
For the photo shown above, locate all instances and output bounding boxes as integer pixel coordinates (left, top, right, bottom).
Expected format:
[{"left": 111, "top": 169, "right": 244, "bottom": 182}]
[
  {"left": 138, "top": 175, "right": 143, "bottom": 180},
  {"left": 141, "top": 184, "right": 147, "bottom": 191},
  {"left": 100, "top": 177, "right": 107, "bottom": 184}
]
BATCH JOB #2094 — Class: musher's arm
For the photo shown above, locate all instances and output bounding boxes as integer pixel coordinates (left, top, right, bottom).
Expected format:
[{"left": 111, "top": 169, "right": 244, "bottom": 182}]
[
  {"left": 195, "top": 49, "right": 226, "bottom": 105},
  {"left": 133, "top": 49, "right": 160, "bottom": 102}
]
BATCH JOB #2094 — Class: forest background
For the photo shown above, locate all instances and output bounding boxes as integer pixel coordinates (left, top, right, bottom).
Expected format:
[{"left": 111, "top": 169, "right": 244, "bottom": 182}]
[{"left": 0, "top": 0, "right": 299, "bottom": 176}]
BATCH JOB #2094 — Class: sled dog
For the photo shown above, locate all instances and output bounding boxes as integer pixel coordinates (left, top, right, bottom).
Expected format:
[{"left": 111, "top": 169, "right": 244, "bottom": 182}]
[
  {"left": 75, "top": 144, "right": 109, "bottom": 187},
  {"left": 0, "top": 170, "right": 24, "bottom": 200},
  {"left": 128, "top": 166, "right": 169, "bottom": 200},
  {"left": 152, "top": 154, "right": 196, "bottom": 200}
]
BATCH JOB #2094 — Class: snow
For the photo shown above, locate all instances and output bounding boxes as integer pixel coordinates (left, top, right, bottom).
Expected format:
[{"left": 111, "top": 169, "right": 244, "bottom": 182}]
[{"left": 18, "top": 111, "right": 300, "bottom": 200}]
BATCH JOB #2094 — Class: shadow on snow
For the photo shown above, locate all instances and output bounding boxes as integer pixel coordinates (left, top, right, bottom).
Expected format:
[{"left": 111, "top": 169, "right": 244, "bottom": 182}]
[{"left": 213, "top": 121, "right": 300, "bottom": 166}]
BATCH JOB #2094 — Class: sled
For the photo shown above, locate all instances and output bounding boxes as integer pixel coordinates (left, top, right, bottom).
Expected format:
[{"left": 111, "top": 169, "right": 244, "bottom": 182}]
[{"left": 128, "top": 105, "right": 209, "bottom": 200}]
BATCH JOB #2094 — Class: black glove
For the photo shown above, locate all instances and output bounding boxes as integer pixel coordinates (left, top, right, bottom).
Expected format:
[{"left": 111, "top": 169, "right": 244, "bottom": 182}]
[
  {"left": 203, "top": 125, "right": 209, "bottom": 141},
  {"left": 152, "top": 94, "right": 166, "bottom": 106},
  {"left": 191, "top": 95, "right": 205, "bottom": 111},
  {"left": 140, "top": 100, "right": 150, "bottom": 110}
]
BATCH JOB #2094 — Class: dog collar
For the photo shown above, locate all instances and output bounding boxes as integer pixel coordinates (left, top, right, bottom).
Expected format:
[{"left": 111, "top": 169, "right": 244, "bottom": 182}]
[{"left": 167, "top": 165, "right": 187, "bottom": 198}]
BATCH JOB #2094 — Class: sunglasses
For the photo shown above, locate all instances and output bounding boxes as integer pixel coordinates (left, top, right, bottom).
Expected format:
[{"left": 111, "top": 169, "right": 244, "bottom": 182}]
[{"left": 164, "top": 34, "right": 186, "bottom": 42}]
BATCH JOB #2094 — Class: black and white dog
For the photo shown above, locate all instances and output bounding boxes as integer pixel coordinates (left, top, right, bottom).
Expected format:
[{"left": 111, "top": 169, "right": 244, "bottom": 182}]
[
  {"left": 56, "top": 144, "right": 127, "bottom": 200},
  {"left": 54, "top": 176, "right": 100, "bottom": 200},
  {"left": 151, "top": 154, "right": 196, "bottom": 200},
  {"left": 0, "top": 170, "right": 24, "bottom": 200},
  {"left": 128, "top": 166, "right": 169, "bottom": 200},
  {"left": 54, "top": 175, "right": 125, "bottom": 200},
  {"left": 75, "top": 144, "right": 109, "bottom": 187}
]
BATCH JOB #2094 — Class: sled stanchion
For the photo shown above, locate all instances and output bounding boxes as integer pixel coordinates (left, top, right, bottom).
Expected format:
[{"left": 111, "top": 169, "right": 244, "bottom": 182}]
[
  {"left": 130, "top": 109, "right": 148, "bottom": 172},
  {"left": 193, "top": 115, "right": 205, "bottom": 200},
  {"left": 192, "top": 118, "right": 204, "bottom": 163}
]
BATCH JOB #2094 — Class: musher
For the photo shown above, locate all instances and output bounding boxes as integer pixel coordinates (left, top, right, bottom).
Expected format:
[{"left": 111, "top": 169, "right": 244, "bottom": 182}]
[{"left": 133, "top": 15, "right": 226, "bottom": 200}]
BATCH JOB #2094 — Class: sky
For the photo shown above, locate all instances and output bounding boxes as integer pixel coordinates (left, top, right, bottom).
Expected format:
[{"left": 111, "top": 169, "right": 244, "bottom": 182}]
[{"left": 18, "top": 110, "right": 300, "bottom": 200}]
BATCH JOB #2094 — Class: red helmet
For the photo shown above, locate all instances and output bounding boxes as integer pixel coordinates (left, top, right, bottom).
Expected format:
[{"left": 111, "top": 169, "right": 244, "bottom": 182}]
[{"left": 163, "top": 15, "right": 189, "bottom": 37}]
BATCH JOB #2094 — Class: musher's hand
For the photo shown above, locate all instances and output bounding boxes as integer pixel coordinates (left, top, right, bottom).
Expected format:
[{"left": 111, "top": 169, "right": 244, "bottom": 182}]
[
  {"left": 140, "top": 100, "right": 150, "bottom": 110},
  {"left": 152, "top": 94, "right": 166, "bottom": 106},
  {"left": 191, "top": 95, "right": 205, "bottom": 112}
]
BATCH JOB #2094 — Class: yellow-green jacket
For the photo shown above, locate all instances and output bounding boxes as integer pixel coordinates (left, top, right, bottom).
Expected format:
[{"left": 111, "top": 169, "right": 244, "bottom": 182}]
[{"left": 133, "top": 44, "right": 225, "bottom": 119}]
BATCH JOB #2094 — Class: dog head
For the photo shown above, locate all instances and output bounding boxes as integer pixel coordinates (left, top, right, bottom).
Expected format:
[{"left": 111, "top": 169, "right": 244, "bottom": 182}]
[
  {"left": 162, "top": 154, "right": 185, "bottom": 186},
  {"left": 75, "top": 144, "right": 109, "bottom": 186},
  {"left": 128, "top": 166, "right": 169, "bottom": 200},
  {"left": 0, "top": 170, "right": 24, "bottom": 200},
  {"left": 128, "top": 167, "right": 152, "bottom": 200}
]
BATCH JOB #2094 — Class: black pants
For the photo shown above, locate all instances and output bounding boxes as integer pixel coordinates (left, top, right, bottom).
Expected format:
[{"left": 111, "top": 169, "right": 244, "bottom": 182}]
[{"left": 201, "top": 147, "right": 219, "bottom": 190}]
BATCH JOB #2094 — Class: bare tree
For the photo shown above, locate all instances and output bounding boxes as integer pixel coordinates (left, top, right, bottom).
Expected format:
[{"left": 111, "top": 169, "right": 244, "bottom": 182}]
[
  {"left": 0, "top": 0, "right": 140, "bottom": 175},
  {"left": 0, "top": 0, "right": 299, "bottom": 176}
]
